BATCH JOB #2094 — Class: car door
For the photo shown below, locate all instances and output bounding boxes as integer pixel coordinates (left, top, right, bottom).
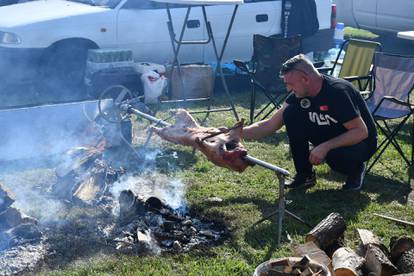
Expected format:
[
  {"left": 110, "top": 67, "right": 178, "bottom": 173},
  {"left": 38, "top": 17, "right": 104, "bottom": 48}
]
[
  {"left": 116, "top": 0, "right": 205, "bottom": 64},
  {"left": 377, "top": 0, "right": 414, "bottom": 32},
  {"left": 352, "top": 0, "right": 377, "bottom": 30},
  {"left": 203, "top": 0, "right": 281, "bottom": 64}
]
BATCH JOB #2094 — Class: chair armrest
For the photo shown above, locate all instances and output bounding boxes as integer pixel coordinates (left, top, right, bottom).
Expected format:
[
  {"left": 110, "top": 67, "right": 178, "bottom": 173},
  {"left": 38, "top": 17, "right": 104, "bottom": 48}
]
[
  {"left": 372, "top": 96, "right": 413, "bottom": 115},
  {"left": 233, "top": 59, "right": 251, "bottom": 73},
  {"left": 312, "top": 61, "right": 325, "bottom": 68},
  {"left": 343, "top": 75, "right": 371, "bottom": 82},
  {"left": 317, "top": 66, "right": 333, "bottom": 74},
  {"left": 359, "top": 91, "right": 372, "bottom": 98},
  {"left": 382, "top": 96, "right": 412, "bottom": 107},
  {"left": 343, "top": 75, "right": 373, "bottom": 91}
]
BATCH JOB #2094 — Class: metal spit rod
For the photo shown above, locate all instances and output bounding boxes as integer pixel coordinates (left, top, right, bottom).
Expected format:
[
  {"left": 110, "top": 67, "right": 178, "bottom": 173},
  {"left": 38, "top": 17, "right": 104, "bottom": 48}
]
[{"left": 128, "top": 107, "right": 290, "bottom": 176}]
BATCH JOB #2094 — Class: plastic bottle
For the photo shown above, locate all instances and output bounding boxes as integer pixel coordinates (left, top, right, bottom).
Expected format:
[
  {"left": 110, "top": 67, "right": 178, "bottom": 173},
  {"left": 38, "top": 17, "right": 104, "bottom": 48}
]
[{"left": 334, "top": 22, "right": 345, "bottom": 49}]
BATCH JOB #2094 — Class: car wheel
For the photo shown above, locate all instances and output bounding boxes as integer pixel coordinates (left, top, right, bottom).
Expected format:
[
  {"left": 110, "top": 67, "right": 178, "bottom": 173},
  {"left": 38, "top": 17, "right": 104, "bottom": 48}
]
[{"left": 40, "top": 42, "right": 94, "bottom": 101}]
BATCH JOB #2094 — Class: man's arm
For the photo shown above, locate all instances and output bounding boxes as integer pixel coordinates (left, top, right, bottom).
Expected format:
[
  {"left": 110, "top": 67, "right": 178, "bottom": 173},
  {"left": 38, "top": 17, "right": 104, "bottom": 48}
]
[
  {"left": 309, "top": 116, "right": 369, "bottom": 165},
  {"left": 243, "top": 104, "right": 288, "bottom": 140}
]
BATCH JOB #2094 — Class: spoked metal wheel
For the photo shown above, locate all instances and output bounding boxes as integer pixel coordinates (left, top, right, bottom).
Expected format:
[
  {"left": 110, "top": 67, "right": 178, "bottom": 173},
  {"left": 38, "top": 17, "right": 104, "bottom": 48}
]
[{"left": 98, "top": 85, "right": 133, "bottom": 123}]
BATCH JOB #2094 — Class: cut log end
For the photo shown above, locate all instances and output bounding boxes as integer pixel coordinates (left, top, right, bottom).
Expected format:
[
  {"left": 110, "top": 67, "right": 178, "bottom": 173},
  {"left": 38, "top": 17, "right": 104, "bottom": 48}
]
[
  {"left": 397, "top": 248, "right": 414, "bottom": 274},
  {"left": 332, "top": 247, "right": 364, "bottom": 276},
  {"left": 305, "top": 212, "right": 346, "bottom": 252},
  {"left": 334, "top": 267, "right": 358, "bottom": 276},
  {"left": 390, "top": 236, "right": 414, "bottom": 263}
]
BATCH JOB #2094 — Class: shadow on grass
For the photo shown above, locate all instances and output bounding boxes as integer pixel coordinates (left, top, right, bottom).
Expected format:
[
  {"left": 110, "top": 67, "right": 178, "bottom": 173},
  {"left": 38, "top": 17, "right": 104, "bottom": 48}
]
[
  {"left": 316, "top": 163, "right": 411, "bottom": 204},
  {"left": 364, "top": 173, "right": 412, "bottom": 204},
  {"left": 195, "top": 186, "right": 371, "bottom": 265},
  {"left": 198, "top": 180, "right": 384, "bottom": 264}
]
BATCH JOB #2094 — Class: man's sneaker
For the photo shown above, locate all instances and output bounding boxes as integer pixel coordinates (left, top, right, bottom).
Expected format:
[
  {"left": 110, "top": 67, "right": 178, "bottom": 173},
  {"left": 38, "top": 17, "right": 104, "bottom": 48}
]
[
  {"left": 342, "top": 163, "right": 366, "bottom": 191},
  {"left": 285, "top": 170, "right": 316, "bottom": 189}
]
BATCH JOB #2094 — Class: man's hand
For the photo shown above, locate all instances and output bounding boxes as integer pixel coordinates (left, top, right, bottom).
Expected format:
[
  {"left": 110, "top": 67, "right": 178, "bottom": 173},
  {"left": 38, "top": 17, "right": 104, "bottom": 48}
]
[{"left": 309, "top": 143, "right": 330, "bottom": 165}]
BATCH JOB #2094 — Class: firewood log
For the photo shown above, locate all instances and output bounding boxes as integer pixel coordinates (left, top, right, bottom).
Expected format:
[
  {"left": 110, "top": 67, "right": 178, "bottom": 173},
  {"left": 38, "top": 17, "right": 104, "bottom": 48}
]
[
  {"left": 305, "top": 212, "right": 346, "bottom": 251},
  {"left": 293, "top": 241, "right": 333, "bottom": 274},
  {"left": 390, "top": 236, "right": 414, "bottom": 264},
  {"left": 332, "top": 247, "right": 364, "bottom": 276},
  {"left": 356, "top": 228, "right": 391, "bottom": 258},
  {"left": 365, "top": 243, "right": 398, "bottom": 276},
  {"left": 396, "top": 249, "right": 414, "bottom": 274},
  {"left": 357, "top": 228, "right": 381, "bottom": 248},
  {"left": 72, "top": 172, "right": 106, "bottom": 205}
]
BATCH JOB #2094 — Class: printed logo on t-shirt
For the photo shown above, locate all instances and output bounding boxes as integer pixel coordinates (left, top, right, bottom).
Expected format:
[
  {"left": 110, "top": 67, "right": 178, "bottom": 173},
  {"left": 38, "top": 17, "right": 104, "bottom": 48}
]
[
  {"left": 300, "top": 98, "right": 311, "bottom": 109},
  {"left": 320, "top": 105, "right": 329, "bottom": 111},
  {"left": 308, "top": 112, "right": 338, "bottom": 126}
]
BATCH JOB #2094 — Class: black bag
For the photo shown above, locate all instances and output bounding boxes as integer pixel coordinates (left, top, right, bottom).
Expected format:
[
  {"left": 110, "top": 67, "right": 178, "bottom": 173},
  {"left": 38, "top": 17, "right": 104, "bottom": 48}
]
[{"left": 281, "top": 0, "right": 319, "bottom": 38}]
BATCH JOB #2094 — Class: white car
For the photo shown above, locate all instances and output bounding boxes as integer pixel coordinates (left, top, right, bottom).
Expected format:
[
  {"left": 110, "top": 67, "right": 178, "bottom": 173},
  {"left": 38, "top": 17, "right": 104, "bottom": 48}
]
[
  {"left": 0, "top": 0, "right": 334, "bottom": 90},
  {"left": 334, "top": 0, "right": 414, "bottom": 34}
]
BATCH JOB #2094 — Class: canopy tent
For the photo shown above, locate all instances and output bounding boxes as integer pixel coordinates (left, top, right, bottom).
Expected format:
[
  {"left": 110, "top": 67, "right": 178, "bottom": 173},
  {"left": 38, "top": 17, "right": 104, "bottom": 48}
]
[{"left": 151, "top": 0, "right": 244, "bottom": 120}]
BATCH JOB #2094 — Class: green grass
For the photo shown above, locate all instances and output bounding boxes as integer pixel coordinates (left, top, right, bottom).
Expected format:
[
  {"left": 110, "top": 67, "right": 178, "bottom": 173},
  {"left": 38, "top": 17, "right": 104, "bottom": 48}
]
[{"left": 40, "top": 90, "right": 414, "bottom": 275}]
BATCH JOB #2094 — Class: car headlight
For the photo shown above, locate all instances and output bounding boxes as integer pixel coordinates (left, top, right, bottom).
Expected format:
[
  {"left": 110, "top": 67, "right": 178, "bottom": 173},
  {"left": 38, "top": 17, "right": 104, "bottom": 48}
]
[{"left": 0, "top": 31, "right": 21, "bottom": 44}]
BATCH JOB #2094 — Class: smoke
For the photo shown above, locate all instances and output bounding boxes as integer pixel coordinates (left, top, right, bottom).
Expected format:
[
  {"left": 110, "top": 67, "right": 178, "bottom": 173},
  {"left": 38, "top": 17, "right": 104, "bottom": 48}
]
[
  {"left": 1, "top": 169, "right": 68, "bottom": 224},
  {"left": 110, "top": 145, "right": 187, "bottom": 214},
  {"left": 0, "top": 100, "right": 121, "bottom": 161},
  {"left": 110, "top": 173, "right": 188, "bottom": 215}
]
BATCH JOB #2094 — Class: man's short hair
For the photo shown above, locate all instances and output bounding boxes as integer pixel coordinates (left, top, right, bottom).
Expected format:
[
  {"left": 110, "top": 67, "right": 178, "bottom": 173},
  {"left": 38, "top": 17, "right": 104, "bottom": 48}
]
[{"left": 279, "top": 54, "right": 317, "bottom": 76}]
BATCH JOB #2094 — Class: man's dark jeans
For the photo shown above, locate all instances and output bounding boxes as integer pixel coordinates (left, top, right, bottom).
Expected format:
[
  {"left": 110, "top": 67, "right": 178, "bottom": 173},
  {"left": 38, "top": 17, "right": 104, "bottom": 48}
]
[{"left": 283, "top": 104, "right": 377, "bottom": 178}]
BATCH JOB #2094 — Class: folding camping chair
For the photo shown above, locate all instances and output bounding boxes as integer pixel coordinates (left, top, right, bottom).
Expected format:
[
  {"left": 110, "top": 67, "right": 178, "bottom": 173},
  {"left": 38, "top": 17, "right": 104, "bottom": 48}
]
[
  {"left": 320, "top": 38, "right": 382, "bottom": 91},
  {"left": 363, "top": 52, "right": 414, "bottom": 172},
  {"left": 234, "top": 34, "right": 302, "bottom": 123}
]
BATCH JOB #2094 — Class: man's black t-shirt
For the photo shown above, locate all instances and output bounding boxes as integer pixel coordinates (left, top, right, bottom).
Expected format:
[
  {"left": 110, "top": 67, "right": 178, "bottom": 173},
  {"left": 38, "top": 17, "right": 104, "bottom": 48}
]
[{"left": 285, "top": 74, "right": 377, "bottom": 144}]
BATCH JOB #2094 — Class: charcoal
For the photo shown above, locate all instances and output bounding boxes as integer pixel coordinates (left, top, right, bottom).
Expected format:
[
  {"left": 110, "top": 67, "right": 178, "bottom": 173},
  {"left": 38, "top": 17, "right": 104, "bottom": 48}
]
[
  {"left": 0, "top": 207, "right": 37, "bottom": 230},
  {"left": 119, "top": 190, "right": 145, "bottom": 224},
  {"left": 145, "top": 214, "right": 164, "bottom": 228},
  {"left": 173, "top": 240, "right": 182, "bottom": 251},
  {"left": 160, "top": 239, "right": 173, "bottom": 247},
  {"left": 8, "top": 223, "right": 42, "bottom": 240},
  {"left": 145, "top": 196, "right": 163, "bottom": 210},
  {"left": 0, "top": 182, "right": 14, "bottom": 213},
  {"left": 181, "top": 219, "right": 192, "bottom": 226},
  {"left": 162, "top": 220, "right": 176, "bottom": 231}
]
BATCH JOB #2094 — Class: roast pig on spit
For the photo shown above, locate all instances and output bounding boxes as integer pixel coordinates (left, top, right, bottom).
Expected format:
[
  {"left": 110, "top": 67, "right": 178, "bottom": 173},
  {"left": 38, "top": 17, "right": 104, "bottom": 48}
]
[
  {"left": 150, "top": 109, "right": 250, "bottom": 172},
  {"left": 123, "top": 107, "right": 288, "bottom": 175}
]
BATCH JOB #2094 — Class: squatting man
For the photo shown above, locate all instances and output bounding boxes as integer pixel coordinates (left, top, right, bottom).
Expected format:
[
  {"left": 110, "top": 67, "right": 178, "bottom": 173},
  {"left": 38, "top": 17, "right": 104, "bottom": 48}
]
[{"left": 243, "top": 54, "right": 377, "bottom": 190}]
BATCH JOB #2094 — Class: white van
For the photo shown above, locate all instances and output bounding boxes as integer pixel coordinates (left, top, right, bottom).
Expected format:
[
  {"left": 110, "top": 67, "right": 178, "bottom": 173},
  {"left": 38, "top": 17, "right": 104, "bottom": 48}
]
[{"left": 0, "top": 0, "right": 334, "bottom": 89}]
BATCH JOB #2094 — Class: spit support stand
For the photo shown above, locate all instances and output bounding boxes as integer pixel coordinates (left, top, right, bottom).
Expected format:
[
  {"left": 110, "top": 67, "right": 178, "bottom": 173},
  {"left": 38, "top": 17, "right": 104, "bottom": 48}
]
[{"left": 125, "top": 106, "right": 311, "bottom": 246}]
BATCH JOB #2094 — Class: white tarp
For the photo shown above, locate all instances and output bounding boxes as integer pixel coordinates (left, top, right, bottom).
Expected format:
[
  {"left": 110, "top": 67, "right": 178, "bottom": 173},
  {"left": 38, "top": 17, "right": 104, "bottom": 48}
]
[{"left": 151, "top": 0, "right": 243, "bottom": 5}]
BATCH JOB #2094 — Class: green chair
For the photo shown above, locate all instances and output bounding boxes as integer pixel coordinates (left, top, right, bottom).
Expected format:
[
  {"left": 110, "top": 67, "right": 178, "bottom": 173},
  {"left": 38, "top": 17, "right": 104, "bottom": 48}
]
[{"left": 320, "top": 39, "right": 382, "bottom": 91}]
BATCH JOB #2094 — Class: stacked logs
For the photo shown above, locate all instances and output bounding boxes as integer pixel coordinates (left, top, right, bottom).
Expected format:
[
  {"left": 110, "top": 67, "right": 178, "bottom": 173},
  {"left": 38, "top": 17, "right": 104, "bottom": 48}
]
[{"left": 294, "top": 213, "right": 414, "bottom": 276}]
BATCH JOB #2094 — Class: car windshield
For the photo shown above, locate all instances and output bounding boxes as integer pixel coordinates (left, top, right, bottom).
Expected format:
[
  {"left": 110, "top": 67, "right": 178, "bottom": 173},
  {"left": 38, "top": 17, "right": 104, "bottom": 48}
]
[{"left": 66, "top": 0, "right": 122, "bottom": 8}]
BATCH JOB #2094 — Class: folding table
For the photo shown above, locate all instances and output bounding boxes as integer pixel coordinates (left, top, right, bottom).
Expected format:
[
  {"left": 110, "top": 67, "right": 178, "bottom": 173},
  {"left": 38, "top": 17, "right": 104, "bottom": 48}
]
[{"left": 151, "top": 0, "right": 243, "bottom": 120}]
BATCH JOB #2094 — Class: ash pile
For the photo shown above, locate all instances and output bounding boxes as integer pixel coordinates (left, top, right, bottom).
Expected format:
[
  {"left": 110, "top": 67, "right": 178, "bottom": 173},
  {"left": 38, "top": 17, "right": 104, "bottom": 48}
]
[
  {"left": 0, "top": 182, "right": 46, "bottom": 275},
  {"left": 50, "top": 145, "right": 227, "bottom": 254},
  {"left": 0, "top": 144, "right": 227, "bottom": 274}
]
